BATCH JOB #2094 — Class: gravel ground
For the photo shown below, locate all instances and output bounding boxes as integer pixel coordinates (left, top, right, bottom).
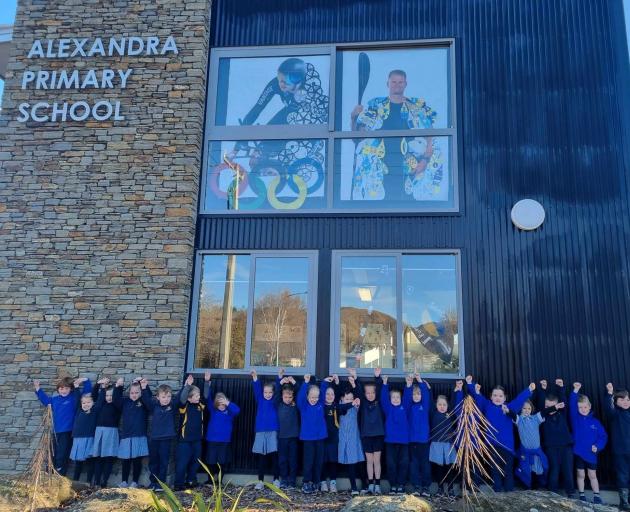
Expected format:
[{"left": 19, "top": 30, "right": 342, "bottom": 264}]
[{"left": 48, "top": 484, "right": 463, "bottom": 512}]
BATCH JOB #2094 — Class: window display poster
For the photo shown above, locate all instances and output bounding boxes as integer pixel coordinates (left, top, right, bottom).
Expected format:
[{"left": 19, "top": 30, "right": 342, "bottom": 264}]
[
  {"left": 215, "top": 55, "right": 330, "bottom": 126},
  {"left": 338, "top": 47, "right": 449, "bottom": 131}
]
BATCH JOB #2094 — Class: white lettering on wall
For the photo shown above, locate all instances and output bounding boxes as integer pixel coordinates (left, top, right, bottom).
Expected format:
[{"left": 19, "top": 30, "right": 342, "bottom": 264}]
[{"left": 19, "top": 35, "right": 178, "bottom": 123}]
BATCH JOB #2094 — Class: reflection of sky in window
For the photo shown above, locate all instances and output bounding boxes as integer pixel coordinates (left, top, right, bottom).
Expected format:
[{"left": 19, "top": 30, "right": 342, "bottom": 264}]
[
  {"left": 402, "top": 255, "right": 456, "bottom": 327},
  {"left": 341, "top": 256, "right": 397, "bottom": 313},
  {"left": 201, "top": 255, "right": 250, "bottom": 310},
  {"left": 254, "top": 258, "right": 309, "bottom": 301}
]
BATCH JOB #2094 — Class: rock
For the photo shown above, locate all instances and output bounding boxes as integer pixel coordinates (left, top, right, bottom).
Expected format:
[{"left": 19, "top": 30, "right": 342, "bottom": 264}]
[
  {"left": 63, "top": 488, "right": 155, "bottom": 512},
  {"left": 468, "top": 490, "right": 618, "bottom": 512},
  {"left": 340, "top": 495, "right": 432, "bottom": 512},
  {"left": 0, "top": 474, "right": 75, "bottom": 511}
]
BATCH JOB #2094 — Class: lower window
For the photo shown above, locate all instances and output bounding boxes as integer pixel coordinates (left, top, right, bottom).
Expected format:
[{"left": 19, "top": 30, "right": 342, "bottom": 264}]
[
  {"left": 189, "top": 251, "right": 317, "bottom": 373},
  {"left": 331, "top": 251, "right": 462, "bottom": 377}
]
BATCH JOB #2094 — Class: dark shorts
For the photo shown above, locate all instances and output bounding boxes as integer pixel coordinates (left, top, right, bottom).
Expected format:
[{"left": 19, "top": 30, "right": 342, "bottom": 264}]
[
  {"left": 206, "top": 442, "right": 231, "bottom": 465},
  {"left": 575, "top": 455, "right": 597, "bottom": 471},
  {"left": 361, "top": 435, "right": 384, "bottom": 454}
]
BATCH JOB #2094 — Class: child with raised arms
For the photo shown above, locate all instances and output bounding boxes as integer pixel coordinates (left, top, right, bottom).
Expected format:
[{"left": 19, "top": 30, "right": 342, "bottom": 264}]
[
  {"left": 466, "top": 374, "right": 535, "bottom": 492},
  {"left": 141, "top": 378, "right": 177, "bottom": 492},
  {"left": 297, "top": 374, "right": 329, "bottom": 494},
  {"left": 338, "top": 379, "right": 364, "bottom": 495},
  {"left": 113, "top": 377, "right": 150, "bottom": 488},
  {"left": 513, "top": 381, "right": 565, "bottom": 490},
  {"left": 570, "top": 382, "right": 607, "bottom": 504},
  {"left": 406, "top": 372, "right": 432, "bottom": 497},
  {"left": 92, "top": 378, "right": 120, "bottom": 488},
  {"left": 173, "top": 373, "right": 207, "bottom": 491},
  {"left": 69, "top": 391, "right": 102, "bottom": 484},
  {"left": 251, "top": 369, "right": 280, "bottom": 490},
  {"left": 276, "top": 369, "right": 300, "bottom": 489},
  {"left": 380, "top": 371, "right": 412, "bottom": 495},
  {"left": 322, "top": 374, "right": 341, "bottom": 492},
  {"left": 429, "top": 379, "right": 463, "bottom": 497},
  {"left": 533, "top": 379, "right": 575, "bottom": 498},
  {"left": 349, "top": 367, "right": 384, "bottom": 495},
  {"left": 34, "top": 375, "right": 92, "bottom": 476}
]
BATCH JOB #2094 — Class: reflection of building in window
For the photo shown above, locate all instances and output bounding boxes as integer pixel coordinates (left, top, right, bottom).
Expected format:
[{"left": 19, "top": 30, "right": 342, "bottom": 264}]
[{"left": 340, "top": 307, "right": 396, "bottom": 369}]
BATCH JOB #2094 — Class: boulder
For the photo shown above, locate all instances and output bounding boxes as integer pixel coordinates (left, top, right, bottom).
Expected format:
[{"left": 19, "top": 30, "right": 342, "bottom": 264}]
[
  {"left": 467, "top": 490, "right": 618, "bottom": 512},
  {"left": 340, "top": 495, "right": 432, "bottom": 512},
  {"left": 62, "top": 488, "right": 155, "bottom": 512},
  {"left": 0, "top": 474, "right": 75, "bottom": 511}
]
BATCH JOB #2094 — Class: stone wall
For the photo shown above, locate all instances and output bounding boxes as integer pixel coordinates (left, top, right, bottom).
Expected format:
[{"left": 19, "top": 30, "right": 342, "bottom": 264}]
[{"left": 0, "top": 0, "right": 210, "bottom": 472}]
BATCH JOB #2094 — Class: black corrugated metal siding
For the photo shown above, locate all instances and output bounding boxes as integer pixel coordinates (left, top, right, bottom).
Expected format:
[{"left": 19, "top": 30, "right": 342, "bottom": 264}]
[{"left": 198, "top": 0, "right": 630, "bottom": 479}]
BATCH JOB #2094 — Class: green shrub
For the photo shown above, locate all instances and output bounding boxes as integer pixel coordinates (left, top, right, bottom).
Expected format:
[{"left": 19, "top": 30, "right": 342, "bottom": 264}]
[{"left": 150, "top": 461, "right": 290, "bottom": 512}]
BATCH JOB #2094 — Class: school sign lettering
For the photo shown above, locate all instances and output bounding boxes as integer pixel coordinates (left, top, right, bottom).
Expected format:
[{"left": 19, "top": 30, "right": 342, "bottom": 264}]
[{"left": 16, "top": 35, "right": 178, "bottom": 123}]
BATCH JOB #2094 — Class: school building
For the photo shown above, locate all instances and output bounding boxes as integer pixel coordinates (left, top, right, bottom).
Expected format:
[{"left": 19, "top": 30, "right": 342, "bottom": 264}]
[{"left": 0, "top": 0, "right": 629, "bottom": 479}]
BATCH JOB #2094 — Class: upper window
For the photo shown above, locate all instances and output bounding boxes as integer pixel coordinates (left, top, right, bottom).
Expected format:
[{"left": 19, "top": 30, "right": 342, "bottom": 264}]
[{"left": 203, "top": 41, "right": 458, "bottom": 213}]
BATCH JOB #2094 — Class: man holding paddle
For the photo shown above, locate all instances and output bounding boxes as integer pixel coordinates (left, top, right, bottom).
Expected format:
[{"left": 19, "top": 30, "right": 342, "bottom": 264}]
[{"left": 349, "top": 68, "right": 442, "bottom": 203}]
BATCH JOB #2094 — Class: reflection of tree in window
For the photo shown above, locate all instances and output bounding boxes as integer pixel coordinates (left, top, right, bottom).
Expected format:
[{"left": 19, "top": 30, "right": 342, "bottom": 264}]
[
  {"left": 251, "top": 290, "right": 307, "bottom": 367},
  {"left": 195, "top": 293, "right": 247, "bottom": 369}
]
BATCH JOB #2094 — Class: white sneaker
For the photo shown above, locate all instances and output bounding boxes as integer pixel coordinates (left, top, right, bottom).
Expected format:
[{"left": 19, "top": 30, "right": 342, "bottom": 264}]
[
  {"left": 129, "top": 482, "right": 138, "bottom": 489},
  {"left": 374, "top": 484, "right": 382, "bottom": 495},
  {"left": 255, "top": 481, "right": 265, "bottom": 491},
  {"left": 367, "top": 483, "right": 375, "bottom": 494},
  {"left": 329, "top": 480, "right": 337, "bottom": 493},
  {"left": 320, "top": 480, "right": 329, "bottom": 492},
  {"left": 272, "top": 479, "right": 281, "bottom": 488},
  {"left": 118, "top": 481, "right": 129, "bottom": 488}
]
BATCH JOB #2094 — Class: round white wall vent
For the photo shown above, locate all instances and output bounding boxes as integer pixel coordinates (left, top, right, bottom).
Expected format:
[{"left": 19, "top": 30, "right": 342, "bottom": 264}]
[{"left": 511, "top": 199, "right": 545, "bottom": 231}]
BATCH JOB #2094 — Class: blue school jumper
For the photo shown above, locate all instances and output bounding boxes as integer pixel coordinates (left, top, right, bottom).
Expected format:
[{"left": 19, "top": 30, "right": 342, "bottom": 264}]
[
  {"left": 569, "top": 391, "right": 607, "bottom": 465},
  {"left": 205, "top": 383, "right": 240, "bottom": 468},
  {"left": 407, "top": 382, "right": 432, "bottom": 489},
  {"left": 297, "top": 380, "right": 329, "bottom": 484},
  {"left": 381, "top": 383, "right": 411, "bottom": 489},
  {"left": 35, "top": 379, "right": 92, "bottom": 475}
]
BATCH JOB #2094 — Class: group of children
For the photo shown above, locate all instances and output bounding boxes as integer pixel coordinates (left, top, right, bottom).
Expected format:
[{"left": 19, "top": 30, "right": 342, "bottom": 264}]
[
  {"left": 464, "top": 375, "right": 630, "bottom": 509},
  {"left": 33, "top": 369, "right": 630, "bottom": 510}
]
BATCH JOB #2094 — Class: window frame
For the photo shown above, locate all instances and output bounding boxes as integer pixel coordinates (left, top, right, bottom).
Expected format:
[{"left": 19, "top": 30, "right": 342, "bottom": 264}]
[
  {"left": 202, "top": 39, "right": 459, "bottom": 214},
  {"left": 329, "top": 249, "right": 465, "bottom": 379},
  {"left": 186, "top": 249, "right": 319, "bottom": 375}
]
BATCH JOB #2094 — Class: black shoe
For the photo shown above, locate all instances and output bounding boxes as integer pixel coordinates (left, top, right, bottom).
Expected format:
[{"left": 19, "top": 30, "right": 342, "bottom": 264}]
[{"left": 173, "top": 484, "right": 185, "bottom": 492}]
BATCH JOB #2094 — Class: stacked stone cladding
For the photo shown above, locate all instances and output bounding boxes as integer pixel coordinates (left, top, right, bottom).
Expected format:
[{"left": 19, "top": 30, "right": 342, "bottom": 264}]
[{"left": 0, "top": 0, "right": 210, "bottom": 472}]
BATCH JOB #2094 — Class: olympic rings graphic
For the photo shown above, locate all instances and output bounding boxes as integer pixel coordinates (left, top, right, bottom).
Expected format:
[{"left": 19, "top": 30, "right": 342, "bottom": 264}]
[
  {"left": 251, "top": 158, "right": 289, "bottom": 192},
  {"left": 237, "top": 172, "right": 268, "bottom": 211},
  {"left": 267, "top": 175, "right": 307, "bottom": 210},
  {"left": 208, "top": 162, "right": 249, "bottom": 199},
  {"left": 287, "top": 157, "right": 324, "bottom": 195}
]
